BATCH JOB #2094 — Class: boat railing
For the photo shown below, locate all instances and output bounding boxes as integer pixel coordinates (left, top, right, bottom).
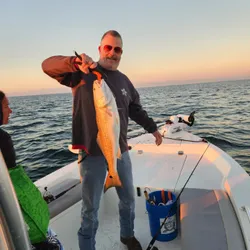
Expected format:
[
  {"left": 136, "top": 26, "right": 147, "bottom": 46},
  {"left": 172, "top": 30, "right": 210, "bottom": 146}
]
[{"left": 0, "top": 150, "right": 32, "bottom": 250}]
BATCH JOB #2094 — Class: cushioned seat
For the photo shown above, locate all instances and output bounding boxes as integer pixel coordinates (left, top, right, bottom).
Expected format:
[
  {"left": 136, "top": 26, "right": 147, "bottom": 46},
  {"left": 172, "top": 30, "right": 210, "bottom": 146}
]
[
  {"left": 180, "top": 188, "right": 246, "bottom": 250},
  {"left": 48, "top": 183, "right": 82, "bottom": 219}
]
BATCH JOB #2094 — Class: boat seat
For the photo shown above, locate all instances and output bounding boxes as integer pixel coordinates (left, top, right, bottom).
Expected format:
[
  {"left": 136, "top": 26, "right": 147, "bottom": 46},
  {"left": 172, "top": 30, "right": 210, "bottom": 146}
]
[
  {"left": 180, "top": 188, "right": 246, "bottom": 250},
  {"left": 44, "top": 178, "right": 80, "bottom": 198},
  {"left": 48, "top": 183, "right": 82, "bottom": 219}
]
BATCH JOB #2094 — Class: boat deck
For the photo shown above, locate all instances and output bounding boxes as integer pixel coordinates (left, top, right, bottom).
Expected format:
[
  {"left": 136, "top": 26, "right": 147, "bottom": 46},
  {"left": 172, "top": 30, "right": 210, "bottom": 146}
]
[
  {"left": 42, "top": 132, "right": 250, "bottom": 250},
  {"left": 50, "top": 189, "right": 181, "bottom": 250},
  {"left": 49, "top": 184, "right": 247, "bottom": 250}
]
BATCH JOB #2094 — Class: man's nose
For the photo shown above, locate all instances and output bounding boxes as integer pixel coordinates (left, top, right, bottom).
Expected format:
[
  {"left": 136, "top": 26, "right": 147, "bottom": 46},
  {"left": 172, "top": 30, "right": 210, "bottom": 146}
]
[{"left": 109, "top": 49, "right": 116, "bottom": 56}]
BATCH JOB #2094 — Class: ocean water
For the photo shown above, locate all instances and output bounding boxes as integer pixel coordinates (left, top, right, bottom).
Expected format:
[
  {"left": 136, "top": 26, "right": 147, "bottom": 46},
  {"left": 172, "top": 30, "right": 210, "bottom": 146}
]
[{"left": 4, "top": 79, "right": 250, "bottom": 181}]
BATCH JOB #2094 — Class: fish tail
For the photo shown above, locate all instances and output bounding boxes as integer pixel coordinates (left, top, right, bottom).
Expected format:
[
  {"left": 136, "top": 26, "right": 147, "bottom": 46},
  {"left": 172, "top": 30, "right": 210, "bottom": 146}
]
[{"left": 104, "top": 173, "right": 122, "bottom": 193}]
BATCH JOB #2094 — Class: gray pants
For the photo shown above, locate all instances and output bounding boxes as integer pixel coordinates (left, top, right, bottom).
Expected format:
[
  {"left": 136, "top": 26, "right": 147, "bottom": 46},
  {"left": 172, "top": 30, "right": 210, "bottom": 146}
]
[{"left": 77, "top": 151, "right": 135, "bottom": 250}]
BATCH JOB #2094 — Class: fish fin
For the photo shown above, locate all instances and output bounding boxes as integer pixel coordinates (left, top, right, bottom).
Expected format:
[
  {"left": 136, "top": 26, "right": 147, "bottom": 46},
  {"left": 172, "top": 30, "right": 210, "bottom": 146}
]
[
  {"left": 104, "top": 173, "right": 122, "bottom": 193},
  {"left": 117, "top": 147, "right": 122, "bottom": 159}
]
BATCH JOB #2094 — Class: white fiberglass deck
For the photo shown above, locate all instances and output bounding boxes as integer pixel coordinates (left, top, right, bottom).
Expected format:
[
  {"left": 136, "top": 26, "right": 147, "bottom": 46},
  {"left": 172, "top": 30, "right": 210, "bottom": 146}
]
[{"left": 50, "top": 188, "right": 181, "bottom": 250}]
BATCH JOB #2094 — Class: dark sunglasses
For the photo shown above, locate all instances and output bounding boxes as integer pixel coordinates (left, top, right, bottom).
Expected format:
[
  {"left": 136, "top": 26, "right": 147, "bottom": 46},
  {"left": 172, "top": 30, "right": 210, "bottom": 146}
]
[{"left": 103, "top": 45, "right": 123, "bottom": 54}]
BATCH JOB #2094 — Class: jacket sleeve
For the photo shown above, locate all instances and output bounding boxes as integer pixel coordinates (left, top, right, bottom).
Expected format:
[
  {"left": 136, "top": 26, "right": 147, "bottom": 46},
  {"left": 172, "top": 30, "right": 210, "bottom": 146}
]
[
  {"left": 128, "top": 85, "right": 157, "bottom": 133},
  {"left": 41, "top": 55, "right": 82, "bottom": 88}
]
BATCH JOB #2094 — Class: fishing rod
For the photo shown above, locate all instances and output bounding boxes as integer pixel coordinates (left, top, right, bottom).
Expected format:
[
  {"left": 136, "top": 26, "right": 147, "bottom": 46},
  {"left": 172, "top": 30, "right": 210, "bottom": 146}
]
[{"left": 145, "top": 143, "right": 210, "bottom": 250}]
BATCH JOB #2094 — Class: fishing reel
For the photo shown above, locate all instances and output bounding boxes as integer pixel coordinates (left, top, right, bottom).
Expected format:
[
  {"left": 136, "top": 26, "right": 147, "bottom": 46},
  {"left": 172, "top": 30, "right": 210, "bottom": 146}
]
[{"left": 43, "top": 186, "right": 55, "bottom": 204}]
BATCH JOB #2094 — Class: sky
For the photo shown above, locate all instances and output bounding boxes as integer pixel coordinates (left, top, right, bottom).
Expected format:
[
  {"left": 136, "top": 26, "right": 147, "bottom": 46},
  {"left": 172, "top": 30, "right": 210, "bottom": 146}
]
[{"left": 1, "top": 0, "right": 250, "bottom": 96}]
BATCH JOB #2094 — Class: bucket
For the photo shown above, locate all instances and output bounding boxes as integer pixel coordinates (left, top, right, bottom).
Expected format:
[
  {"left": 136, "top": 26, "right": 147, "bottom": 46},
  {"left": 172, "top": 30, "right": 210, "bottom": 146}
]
[{"left": 146, "top": 190, "right": 178, "bottom": 242}]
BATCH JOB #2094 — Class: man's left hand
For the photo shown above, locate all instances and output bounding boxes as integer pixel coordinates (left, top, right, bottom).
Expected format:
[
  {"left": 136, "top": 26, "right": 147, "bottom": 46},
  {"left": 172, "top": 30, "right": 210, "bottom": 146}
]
[{"left": 152, "top": 130, "right": 163, "bottom": 146}]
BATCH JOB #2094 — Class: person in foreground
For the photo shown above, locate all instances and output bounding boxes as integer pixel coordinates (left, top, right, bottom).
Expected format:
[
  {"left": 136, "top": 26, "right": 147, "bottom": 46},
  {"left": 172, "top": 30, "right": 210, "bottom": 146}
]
[
  {"left": 0, "top": 91, "right": 61, "bottom": 249},
  {"left": 42, "top": 30, "right": 162, "bottom": 250}
]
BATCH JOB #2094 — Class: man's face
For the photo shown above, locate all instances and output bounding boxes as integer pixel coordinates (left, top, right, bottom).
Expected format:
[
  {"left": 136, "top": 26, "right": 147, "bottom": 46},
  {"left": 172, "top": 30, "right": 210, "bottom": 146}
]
[{"left": 98, "top": 34, "right": 123, "bottom": 71}]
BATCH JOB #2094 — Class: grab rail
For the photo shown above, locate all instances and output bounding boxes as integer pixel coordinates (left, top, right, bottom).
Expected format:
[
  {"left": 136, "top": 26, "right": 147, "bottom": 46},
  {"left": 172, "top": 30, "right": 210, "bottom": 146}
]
[{"left": 0, "top": 151, "right": 31, "bottom": 250}]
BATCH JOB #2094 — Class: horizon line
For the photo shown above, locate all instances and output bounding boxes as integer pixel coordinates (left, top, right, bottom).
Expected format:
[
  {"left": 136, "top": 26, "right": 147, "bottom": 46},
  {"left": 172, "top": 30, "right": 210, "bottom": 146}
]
[{"left": 8, "top": 77, "right": 250, "bottom": 98}]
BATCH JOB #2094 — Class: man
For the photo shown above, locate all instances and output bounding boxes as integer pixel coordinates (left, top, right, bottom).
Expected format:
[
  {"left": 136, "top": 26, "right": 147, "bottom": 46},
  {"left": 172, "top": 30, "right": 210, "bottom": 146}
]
[{"left": 42, "top": 30, "right": 162, "bottom": 250}]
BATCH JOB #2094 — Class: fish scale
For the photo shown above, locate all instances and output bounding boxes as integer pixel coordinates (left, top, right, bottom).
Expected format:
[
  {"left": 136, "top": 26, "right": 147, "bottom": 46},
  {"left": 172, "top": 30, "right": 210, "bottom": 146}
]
[{"left": 96, "top": 108, "right": 115, "bottom": 169}]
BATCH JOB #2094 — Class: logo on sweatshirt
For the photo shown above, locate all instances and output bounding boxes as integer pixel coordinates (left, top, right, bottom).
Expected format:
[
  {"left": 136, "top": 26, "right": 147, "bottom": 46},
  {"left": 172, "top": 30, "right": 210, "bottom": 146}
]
[{"left": 121, "top": 88, "right": 127, "bottom": 96}]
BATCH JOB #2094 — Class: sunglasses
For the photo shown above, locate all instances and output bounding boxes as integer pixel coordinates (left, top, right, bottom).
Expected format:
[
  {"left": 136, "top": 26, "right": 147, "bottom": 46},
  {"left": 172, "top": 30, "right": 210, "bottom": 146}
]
[{"left": 103, "top": 45, "right": 123, "bottom": 54}]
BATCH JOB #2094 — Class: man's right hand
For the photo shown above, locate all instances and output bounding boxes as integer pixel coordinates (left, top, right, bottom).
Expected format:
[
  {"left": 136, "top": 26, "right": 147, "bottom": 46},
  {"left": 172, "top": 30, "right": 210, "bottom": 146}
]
[{"left": 75, "top": 53, "right": 97, "bottom": 74}]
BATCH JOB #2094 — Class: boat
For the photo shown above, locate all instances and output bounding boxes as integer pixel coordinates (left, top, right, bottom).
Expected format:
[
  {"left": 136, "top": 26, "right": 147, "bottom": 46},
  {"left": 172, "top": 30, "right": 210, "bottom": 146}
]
[{"left": 1, "top": 112, "right": 250, "bottom": 250}]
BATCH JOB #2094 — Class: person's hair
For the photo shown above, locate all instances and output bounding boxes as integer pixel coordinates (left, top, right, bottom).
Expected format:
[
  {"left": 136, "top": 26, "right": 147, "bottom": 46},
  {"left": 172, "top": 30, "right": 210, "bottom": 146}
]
[
  {"left": 0, "top": 91, "right": 5, "bottom": 125},
  {"left": 101, "top": 30, "right": 123, "bottom": 44},
  {"left": 0, "top": 91, "right": 5, "bottom": 103}
]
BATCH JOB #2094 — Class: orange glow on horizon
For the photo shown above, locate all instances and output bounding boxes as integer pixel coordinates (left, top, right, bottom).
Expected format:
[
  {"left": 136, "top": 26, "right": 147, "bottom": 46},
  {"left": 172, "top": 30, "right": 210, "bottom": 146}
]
[{"left": 1, "top": 56, "right": 250, "bottom": 95}]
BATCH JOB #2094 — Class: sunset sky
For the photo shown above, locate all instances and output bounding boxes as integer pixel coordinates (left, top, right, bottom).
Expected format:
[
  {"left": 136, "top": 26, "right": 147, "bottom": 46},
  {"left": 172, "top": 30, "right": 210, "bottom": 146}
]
[{"left": 1, "top": 0, "right": 250, "bottom": 96}]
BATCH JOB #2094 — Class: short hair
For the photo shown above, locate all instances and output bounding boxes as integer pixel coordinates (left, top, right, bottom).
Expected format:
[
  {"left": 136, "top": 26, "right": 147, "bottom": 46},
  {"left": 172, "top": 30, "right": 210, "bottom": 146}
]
[{"left": 101, "top": 30, "right": 123, "bottom": 43}]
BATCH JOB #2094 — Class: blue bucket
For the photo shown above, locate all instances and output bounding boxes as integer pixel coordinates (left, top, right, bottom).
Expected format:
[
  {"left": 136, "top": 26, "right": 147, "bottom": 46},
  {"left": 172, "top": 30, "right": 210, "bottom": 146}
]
[{"left": 146, "top": 190, "right": 178, "bottom": 242}]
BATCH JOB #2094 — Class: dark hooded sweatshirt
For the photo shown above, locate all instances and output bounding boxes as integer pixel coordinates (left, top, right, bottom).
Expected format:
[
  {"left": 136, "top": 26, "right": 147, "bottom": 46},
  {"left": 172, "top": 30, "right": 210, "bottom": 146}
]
[{"left": 42, "top": 56, "right": 157, "bottom": 156}]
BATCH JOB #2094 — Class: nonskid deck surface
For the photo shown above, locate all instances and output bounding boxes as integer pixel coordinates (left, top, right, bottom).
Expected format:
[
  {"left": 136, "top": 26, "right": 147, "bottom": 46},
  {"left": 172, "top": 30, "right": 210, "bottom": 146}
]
[
  {"left": 50, "top": 190, "right": 181, "bottom": 250},
  {"left": 96, "top": 213, "right": 181, "bottom": 250},
  {"left": 50, "top": 186, "right": 247, "bottom": 250}
]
